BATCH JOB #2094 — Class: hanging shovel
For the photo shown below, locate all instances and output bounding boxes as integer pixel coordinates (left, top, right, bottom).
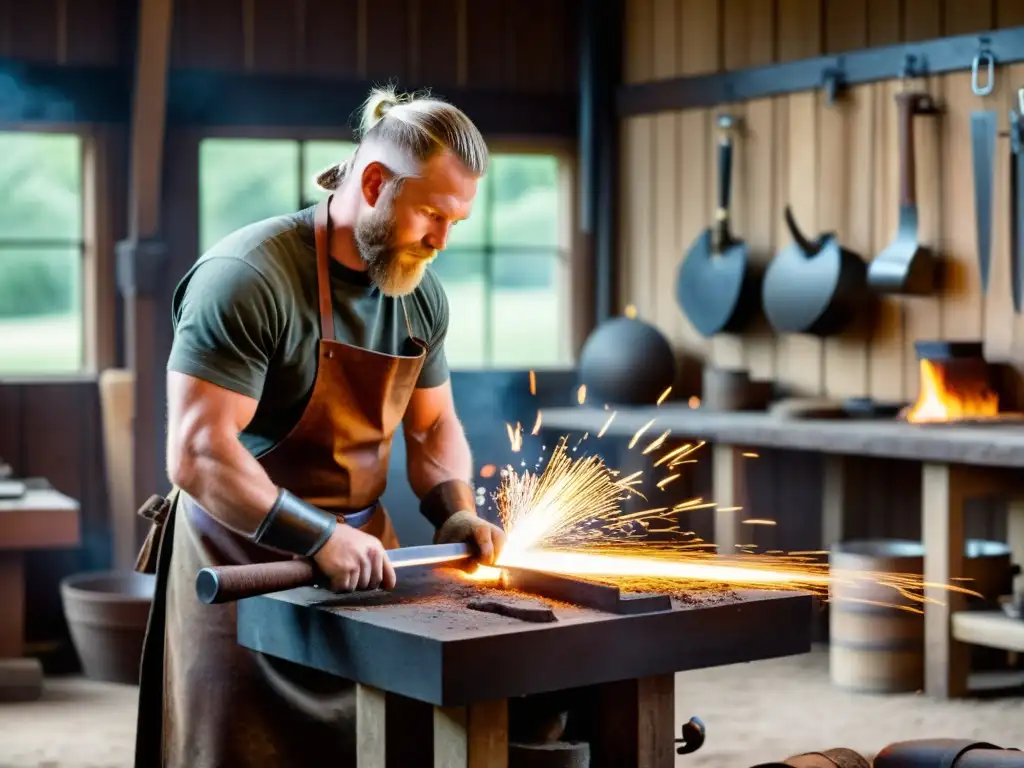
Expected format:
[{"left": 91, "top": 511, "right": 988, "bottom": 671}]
[{"left": 867, "top": 91, "right": 939, "bottom": 295}]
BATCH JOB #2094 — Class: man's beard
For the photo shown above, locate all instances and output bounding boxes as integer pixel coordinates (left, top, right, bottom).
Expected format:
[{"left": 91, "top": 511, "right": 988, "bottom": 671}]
[{"left": 354, "top": 194, "right": 435, "bottom": 297}]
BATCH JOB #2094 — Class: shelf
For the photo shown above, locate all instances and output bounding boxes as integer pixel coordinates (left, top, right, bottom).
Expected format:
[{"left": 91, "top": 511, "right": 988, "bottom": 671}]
[{"left": 952, "top": 610, "right": 1024, "bottom": 653}]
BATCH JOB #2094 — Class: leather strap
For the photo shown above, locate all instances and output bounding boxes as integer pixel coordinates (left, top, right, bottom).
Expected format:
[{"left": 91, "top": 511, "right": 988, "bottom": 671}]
[
  {"left": 314, "top": 197, "right": 335, "bottom": 342},
  {"left": 420, "top": 479, "right": 477, "bottom": 529},
  {"left": 252, "top": 488, "right": 338, "bottom": 557}
]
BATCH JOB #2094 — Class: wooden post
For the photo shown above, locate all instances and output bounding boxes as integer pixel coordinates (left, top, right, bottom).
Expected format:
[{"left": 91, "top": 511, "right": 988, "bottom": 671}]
[
  {"left": 821, "top": 455, "right": 847, "bottom": 549},
  {"left": 921, "top": 462, "right": 977, "bottom": 698},
  {"left": 588, "top": 674, "right": 675, "bottom": 768},
  {"left": 434, "top": 699, "right": 508, "bottom": 768},
  {"left": 713, "top": 444, "right": 745, "bottom": 555},
  {"left": 355, "top": 684, "right": 507, "bottom": 768},
  {"left": 120, "top": 0, "right": 174, "bottom": 546},
  {"left": 356, "top": 684, "right": 387, "bottom": 767}
]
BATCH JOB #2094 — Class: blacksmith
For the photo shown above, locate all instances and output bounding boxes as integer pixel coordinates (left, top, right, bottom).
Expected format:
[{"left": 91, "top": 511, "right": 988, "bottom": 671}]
[{"left": 133, "top": 86, "right": 507, "bottom": 768}]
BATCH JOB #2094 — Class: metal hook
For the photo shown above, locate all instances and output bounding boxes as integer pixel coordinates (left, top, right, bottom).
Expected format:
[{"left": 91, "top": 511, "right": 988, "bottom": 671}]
[
  {"left": 972, "top": 41, "right": 995, "bottom": 96},
  {"left": 822, "top": 65, "right": 845, "bottom": 106}
]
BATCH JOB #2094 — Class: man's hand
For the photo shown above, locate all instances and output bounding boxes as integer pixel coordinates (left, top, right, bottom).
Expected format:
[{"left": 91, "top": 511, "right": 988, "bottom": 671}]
[
  {"left": 434, "top": 510, "right": 506, "bottom": 565},
  {"left": 312, "top": 524, "right": 397, "bottom": 592}
]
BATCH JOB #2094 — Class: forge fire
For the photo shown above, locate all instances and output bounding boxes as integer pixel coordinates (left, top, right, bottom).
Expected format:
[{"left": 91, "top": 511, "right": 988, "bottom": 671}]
[{"left": 903, "top": 355, "right": 999, "bottom": 423}]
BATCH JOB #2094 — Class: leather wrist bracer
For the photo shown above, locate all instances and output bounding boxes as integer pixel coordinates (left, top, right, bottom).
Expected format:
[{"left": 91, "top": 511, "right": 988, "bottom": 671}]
[
  {"left": 420, "top": 479, "right": 477, "bottom": 529},
  {"left": 251, "top": 489, "right": 337, "bottom": 557}
]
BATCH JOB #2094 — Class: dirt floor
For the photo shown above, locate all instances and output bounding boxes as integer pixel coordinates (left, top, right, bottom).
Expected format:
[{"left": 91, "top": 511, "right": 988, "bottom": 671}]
[{"left": 1, "top": 647, "right": 1023, "bottom": 767}]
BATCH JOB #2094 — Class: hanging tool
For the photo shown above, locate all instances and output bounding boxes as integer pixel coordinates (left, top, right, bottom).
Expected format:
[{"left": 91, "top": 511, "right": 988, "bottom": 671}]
[
  {"left": 195, "top": 542, "right": 475, "bottom": 604},
  {"left": 971, "top": 43, "right": 997, "bottom": 295},
  {"left": 1012, "top": 89, "right": 1024, "bottom": 314},
  {"left": 676, "top": 114, "right": 760, "bottom": 336},
  {"left": 761, "top": 206, "right": 868, "bottom": 337},
  {"left": 971, "top": 110, "right": 997, "bottom": 294},
  {"left": 867, "top": 91, "right": 939, "bottom": 295}
]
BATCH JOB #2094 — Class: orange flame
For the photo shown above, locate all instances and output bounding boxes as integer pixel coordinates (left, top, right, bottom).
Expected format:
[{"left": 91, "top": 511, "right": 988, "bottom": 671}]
[{"left": 905, "top": 359, "right": 998, "bottom": 423}]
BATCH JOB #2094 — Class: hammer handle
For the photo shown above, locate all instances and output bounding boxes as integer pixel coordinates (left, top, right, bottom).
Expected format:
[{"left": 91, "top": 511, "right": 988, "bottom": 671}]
[
  {"left": 197, "top": 560, "right": 315, "bottom": 604},
  {"left": 195, "top": 542, "right": 474, "bottom": 604}
]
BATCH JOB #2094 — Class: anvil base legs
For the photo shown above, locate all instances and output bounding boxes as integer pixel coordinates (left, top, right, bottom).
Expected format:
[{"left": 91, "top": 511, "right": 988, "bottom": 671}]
[
  {"left": 584, "top": 674, "right": 675, "bottom": 768},
  {"left": 354, "top": 674, "right": 676, "bottom": 768},
  {"left": 355, "top": 684, "right": 508, "bottom": 767}
]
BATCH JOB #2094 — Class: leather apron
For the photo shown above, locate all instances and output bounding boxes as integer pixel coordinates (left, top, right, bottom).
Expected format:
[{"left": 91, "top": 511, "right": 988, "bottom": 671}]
[{"left": 134, "top": 195, "right": 427, "bottom": 768}]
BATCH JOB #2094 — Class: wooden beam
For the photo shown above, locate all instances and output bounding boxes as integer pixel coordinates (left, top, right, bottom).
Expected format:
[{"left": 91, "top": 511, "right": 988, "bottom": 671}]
[
  {"left": 587, "top": 674, "right": 675, "bottom": 768},
  {"left": 921, "top": 462, "right": 992, "bottom": 698},
  {"left": 433, "top": 699, "right": 508, "bottom": 768},
  {"left": 712, "top": 443, "right": 746, "bottom": 554},
  {"left": 119, "top": 0, "right": 174, "bottom": 535}
]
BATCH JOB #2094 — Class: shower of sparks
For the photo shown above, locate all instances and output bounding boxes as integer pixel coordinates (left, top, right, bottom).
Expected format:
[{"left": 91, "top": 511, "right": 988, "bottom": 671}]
[
  {"left": 656, "top": 473, "right": 680, "bottom": 489},
  {"left": 577, "top": 385, "right": 587, "bottom": 405},
  {"left": 506, "top": 422, "right": 523, "bottom": 453},
  {"left": 529, "top": 370, "right": 536, "bottom": 395},
  {"left": 627, "top": 418, "right": 656, "bottom": 449},
  {"left": 656, "top": 387, "right": 672, "bottom": 405},
  {"left": 531, "top": 410, "right": 543, "bottom": 435},
  {"left": 743, "top": 451, "right": 759, "bottom": 458},
  {"left": 473, "top": 436, "right": 980, "bottom": 613},
  {"left": 597, "top": 411, "right": 617, "bottom": 437}
]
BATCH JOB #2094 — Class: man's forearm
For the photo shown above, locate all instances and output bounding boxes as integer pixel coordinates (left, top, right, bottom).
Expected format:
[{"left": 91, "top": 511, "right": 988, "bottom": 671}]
[{"left": 405, "top": 412, "right": 473, "bottom": 499}]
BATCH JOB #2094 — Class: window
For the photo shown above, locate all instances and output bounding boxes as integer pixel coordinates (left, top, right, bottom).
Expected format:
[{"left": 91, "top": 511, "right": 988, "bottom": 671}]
[
  {"left": 0, "top": 132, "right": 84, "bottom": 375},
  {"left": 198, "top": 138, "right": 572, "bottom": 369}
]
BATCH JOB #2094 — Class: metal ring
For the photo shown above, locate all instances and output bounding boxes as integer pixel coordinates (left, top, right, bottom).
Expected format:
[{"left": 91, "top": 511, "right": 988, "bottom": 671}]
[{"left": 972, "top": 50, "right": 995, "bottom": 96}]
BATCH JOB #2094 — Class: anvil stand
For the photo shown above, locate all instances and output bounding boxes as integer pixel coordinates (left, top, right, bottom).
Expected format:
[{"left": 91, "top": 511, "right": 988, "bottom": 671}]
[
  {"left": 353, "top": 673, "right": 676, "bottom": 768},
  {"left": 235, "top": 565, "right": 813, "bottom": 767}
]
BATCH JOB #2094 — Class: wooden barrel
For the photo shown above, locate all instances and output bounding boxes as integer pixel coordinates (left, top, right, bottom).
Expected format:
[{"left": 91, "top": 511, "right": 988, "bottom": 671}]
[
  {"left": 750, "top": 748, "right": 871, "bottom": 768},
  {"left": 828, "top": 539, "right": 1013, "bottom": 693}
]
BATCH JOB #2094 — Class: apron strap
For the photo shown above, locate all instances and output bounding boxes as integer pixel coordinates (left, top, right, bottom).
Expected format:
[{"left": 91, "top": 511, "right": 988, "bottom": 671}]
[
  {"left": 399, "top": 297, "right": 416, "bottom": 341},
  {"left": 316, "top": 196, "right": 417, "bottom": 345},
  {"left": 313, "top": 197, "right": 335, "bottom": 342}
]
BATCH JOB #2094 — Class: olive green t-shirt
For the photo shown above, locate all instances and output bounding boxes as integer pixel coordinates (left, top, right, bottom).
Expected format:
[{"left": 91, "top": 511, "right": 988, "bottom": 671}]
[{"left": 167, "top": 205, "right": 450, "bottom": 457}]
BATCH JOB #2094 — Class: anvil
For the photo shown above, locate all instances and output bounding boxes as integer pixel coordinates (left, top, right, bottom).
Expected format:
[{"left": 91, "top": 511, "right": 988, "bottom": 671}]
[{"left": 233, "top": 566, "right": 813, "bottom": 767}]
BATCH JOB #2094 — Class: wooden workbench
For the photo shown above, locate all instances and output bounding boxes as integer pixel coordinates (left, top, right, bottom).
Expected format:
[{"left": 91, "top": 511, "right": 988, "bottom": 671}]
[
  {"left": 542, "top": 404, "right": 1024, "bottom": 700},
  {"left": 0, "top": 482, "right": 80, "bottom": 701},
  {"left": 236, "top": 567, "right": 812, "bottom": 767}
]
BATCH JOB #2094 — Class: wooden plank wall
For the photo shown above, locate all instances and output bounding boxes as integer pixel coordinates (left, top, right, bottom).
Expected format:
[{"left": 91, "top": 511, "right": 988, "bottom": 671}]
[
  {"left": 622, "top": 0, "right": 1024, "bottom": 401},
  {"left": 621, "top": 0, "right": 1022, "bottom": 550},
  {"left": 168, "top": 0, "right": 578, "bottom": 90},
  {"left": 0, "top": 0, "right": 579, "bottom": 92}
]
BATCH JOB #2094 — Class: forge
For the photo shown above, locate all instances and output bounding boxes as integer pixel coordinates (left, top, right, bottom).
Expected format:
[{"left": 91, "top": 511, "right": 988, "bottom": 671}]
[
  {"left": 235, "top": 563, "right": 812, "bottom": 707},
  {"left": 901, "top": 341, "right": 1023, "bottom": 426}
]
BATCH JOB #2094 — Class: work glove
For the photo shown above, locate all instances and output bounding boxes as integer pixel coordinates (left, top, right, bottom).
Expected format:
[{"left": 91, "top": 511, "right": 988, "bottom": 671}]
[{"left": 434, "top": 510, "right": 506, "bottom": 566}]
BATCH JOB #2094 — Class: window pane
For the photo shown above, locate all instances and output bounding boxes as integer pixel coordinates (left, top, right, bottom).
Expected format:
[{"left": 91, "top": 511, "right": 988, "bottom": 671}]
[
  {"left": 490, "top": 154, "right": 560, "bottom": 248},
  {"left": 489, "top": 251, "right": 568, "bottom": 368},
  {"left": 302, "top": 141, "right": 357, "bottom": 207},
  {"left": 429, "top": 249, "right": 486, "bottom": 368},
  {"left": 0, "top": 248, "right": 83, "bottom": 374},
  {"left": 0, "top": 132, "right": 82, "bottom": 241},
  {"left": 198, "top": 139, "right": 300, "bottom": 253},
  {"left": 446, "top": 165, "right": 490, "bottom": 249}
]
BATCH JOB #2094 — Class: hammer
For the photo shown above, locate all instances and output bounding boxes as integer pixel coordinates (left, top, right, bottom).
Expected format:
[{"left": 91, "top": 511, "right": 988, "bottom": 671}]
[{"left": 194, "top": 542, "right": 474, "bottom": 604}]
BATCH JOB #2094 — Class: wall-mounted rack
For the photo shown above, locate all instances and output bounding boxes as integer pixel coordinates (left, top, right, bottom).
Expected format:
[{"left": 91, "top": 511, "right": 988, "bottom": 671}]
[{"left": 618, "top": 26, "right": 1024, "bottom": 116}]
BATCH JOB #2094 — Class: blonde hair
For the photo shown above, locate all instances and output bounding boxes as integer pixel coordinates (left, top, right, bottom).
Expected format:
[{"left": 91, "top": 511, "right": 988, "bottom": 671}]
[{"left": 316, "top": 84, "right": 489, "bottom": 191}]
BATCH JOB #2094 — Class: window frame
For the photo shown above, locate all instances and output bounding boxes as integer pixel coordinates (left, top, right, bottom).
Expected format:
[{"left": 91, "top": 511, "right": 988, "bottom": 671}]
[
  {"left": 0, "top": 121, "right": 113, "bottom": 383},
  {"left": 194, "top": 127, "right": 580, "bottom": 371}
]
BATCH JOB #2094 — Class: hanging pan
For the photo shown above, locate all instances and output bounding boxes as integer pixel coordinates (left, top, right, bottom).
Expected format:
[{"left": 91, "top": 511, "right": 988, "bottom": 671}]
[
  {"left": 761, "top": 206, "right": 869, "bottom": 336},
  {"left": 676, "top": 114, "right": 760, "bottom": 337}
]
